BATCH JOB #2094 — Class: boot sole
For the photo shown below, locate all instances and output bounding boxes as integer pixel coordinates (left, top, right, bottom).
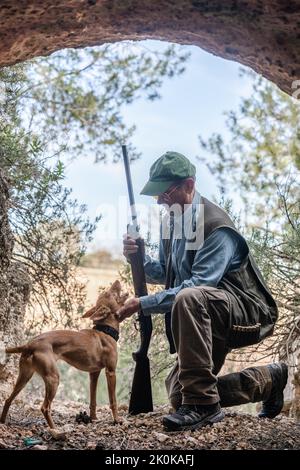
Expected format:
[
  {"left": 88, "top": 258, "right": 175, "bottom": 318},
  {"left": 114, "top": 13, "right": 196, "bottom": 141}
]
[{"left": 163, "top": 409, "right": 225, "bottom": 432}]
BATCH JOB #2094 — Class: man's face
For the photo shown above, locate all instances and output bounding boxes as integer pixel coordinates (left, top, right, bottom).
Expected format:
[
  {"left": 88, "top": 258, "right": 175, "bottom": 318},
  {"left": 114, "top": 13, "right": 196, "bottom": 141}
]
[
  {"left": 156, "top": 179, "right": 194, "bottom": 208},
  {"left": 156, "top": 182, "right": 181, "bottom": 206}
]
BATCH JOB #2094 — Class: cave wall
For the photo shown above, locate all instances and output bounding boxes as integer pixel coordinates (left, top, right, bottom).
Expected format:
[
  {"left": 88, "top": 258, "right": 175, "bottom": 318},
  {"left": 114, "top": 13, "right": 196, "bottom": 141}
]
[
  {"left": 0, "top": 171, "right": 31, "bottom": 401},
  {"left": 0, "top": 0, "right": 299, "bottom": 96}
]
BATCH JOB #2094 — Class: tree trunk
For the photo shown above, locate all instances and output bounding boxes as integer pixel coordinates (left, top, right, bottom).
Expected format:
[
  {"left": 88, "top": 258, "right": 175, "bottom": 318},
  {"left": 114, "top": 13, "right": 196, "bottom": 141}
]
[{"left": 0, "top": 170, "right": 31, "bottom": 401}]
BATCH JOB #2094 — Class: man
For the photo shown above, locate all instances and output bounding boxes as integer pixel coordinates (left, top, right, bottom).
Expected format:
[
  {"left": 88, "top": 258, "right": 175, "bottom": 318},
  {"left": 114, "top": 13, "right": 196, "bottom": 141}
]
[{"left": 117, "top": 151, "right": 288, "bottom": 432}]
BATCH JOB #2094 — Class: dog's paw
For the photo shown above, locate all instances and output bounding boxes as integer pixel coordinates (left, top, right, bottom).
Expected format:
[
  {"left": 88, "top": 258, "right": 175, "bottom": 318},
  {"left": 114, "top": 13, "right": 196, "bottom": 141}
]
[
  {"left": 49, "top": 428, "right": 67, "bottom": 441},
  {"left": 113, "top": 416, "right": 123, "bottom": 425}
]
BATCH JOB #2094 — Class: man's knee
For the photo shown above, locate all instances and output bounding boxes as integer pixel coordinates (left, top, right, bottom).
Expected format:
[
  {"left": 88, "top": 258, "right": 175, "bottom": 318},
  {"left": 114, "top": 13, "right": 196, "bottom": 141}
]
[{"left": 173, "top": 286, "right": 208, "bottom": 311}]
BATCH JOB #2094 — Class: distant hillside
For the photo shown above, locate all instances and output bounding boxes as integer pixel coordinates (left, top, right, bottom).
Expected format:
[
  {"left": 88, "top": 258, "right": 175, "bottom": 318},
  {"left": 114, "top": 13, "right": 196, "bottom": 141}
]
[
  {"left": 78, "top": 265, "right": 122, "bottom": 305},
  {"left": 79, "top": 249, "right": 122, "bottom": 269},
  {"left": 77, "top": 249, "right": 123, "bottom": 306}
]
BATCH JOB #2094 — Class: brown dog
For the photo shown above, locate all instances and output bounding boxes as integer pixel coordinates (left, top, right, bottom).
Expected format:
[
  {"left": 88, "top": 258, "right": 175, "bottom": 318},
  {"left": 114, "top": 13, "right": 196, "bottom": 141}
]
[{"left": 0, "top": 280, "right": 128, "bottom": 428}]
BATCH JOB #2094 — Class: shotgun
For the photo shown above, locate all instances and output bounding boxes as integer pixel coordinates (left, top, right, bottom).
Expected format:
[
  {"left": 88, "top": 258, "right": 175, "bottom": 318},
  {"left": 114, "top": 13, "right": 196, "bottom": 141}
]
[{"left": 122, "top": 144, "right": 153, "bottom": 415}]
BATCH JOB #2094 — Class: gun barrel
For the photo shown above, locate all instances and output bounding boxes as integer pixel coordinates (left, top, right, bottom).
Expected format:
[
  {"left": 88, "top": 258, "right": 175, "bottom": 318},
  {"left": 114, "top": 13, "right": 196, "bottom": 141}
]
[
  {"left": 122, "top": 145, "right": 138, "bottom": 225},
  {"left": 121, "top": 144, "right": 154, "bottom": 414}
]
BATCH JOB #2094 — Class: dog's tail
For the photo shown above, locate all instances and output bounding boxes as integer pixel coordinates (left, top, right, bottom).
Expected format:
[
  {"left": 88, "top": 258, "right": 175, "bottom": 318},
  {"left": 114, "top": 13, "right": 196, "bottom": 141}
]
[{"left": 5, "top": 345, "right": 27, "bottom": 354}]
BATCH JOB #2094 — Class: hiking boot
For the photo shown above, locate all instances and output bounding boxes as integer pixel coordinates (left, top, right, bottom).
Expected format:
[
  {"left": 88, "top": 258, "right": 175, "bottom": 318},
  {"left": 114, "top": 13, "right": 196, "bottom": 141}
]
[
  {"left": 258, "top": 362, "right": 288, "bottom": 419},
  {"left": 162, "top": 403, "right": 224, "bottom": 432}
]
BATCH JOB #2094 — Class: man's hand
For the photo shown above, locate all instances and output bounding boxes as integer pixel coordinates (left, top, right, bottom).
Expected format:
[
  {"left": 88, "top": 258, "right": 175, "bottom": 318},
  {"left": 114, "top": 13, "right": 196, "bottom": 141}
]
[
  {"left": 123, "top": 234, "right": 138, "bottom": 259},
  {"left": 116, "top": 297, "right": 141, "bottom": 322},
  {"left": 123, "top": 234, "right": 145, "bottom": 260}
]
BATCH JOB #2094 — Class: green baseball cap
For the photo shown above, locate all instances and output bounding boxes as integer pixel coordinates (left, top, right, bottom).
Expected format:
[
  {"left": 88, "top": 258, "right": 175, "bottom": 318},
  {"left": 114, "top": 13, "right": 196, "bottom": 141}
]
[{"left": 140, "top": 151, "right": 196, "bottom": 196}]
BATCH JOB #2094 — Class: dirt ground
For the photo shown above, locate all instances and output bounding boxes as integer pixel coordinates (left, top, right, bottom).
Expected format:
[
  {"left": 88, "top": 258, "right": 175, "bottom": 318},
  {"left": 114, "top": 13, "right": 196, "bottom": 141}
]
[{"left": 0, "top": 400, "right": 299, "bottom": 450}]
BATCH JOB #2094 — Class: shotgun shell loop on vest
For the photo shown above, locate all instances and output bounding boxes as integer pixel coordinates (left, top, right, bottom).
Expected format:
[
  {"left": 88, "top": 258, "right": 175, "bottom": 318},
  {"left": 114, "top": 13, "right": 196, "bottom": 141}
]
[{"left": 228, "top": 323, "right": 261, "bottom": 348}]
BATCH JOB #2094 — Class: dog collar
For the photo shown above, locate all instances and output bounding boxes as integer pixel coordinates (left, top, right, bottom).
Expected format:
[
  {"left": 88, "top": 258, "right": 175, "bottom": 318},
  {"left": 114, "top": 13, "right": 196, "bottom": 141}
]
[{"left": 93, "top": 324, "right": 119, "bottom": 342}]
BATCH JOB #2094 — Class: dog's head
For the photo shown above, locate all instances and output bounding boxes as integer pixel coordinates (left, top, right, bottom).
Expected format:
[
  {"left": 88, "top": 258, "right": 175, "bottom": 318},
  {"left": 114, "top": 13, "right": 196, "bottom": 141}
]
[{"left": 82, "top": 280, "right": 129, "bottom": 324}]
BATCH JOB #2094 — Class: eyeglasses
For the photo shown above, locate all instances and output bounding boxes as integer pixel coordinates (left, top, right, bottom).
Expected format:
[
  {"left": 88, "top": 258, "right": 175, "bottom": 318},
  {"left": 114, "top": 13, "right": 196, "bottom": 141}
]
[
  {"left": 164, "top": 184, "right": 180, "bottom": 197},
  {"left": 153, "top": 184, "right": 180, "bottom": 200}
]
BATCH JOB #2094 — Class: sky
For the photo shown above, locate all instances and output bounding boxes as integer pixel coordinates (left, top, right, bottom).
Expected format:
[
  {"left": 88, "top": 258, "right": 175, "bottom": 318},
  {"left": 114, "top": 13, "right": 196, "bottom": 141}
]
[{"left": 63, "top": 40, "right": 254, "bottom": 256}]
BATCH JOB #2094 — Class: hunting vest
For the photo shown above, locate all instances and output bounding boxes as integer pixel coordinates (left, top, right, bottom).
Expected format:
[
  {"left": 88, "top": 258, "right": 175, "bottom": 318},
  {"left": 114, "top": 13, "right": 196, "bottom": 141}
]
[{"left": 163, "top": 196, "right": 278, "bottom": 350}]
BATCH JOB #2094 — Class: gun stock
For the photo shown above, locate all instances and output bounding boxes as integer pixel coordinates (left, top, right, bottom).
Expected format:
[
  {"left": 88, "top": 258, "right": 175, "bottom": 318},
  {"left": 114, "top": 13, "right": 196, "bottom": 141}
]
[{"left": 122, "top": 145, "right": 153, "bottom": 415}]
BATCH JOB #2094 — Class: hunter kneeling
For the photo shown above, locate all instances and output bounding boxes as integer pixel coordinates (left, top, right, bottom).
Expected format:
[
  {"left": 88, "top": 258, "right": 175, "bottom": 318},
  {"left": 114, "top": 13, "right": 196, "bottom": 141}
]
[{"left": 116, "top": 151, "right": 287, "bottom": 432}]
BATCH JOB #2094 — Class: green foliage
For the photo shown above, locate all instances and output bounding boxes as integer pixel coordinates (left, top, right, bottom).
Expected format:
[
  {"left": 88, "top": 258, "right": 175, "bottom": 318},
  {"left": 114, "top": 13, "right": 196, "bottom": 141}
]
[
  {"left": 13, "top": 43, "right": 189, "bottom": 163},
  {"left": 200, "top": 70, "right": 300, "bottom": 359},
  {"left": 199, "top": 70, "right": 300, "bottom": 225},
  {"left": 0, "top": 117, "right": 98, "bottom": 330},
  {"left": 0, "top": 42, "right": 189, "bottom": 331}
]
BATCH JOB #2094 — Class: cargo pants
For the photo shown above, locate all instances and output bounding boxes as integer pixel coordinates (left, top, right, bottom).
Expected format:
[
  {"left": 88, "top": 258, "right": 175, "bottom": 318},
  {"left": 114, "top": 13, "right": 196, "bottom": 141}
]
[{"left": 165, "top": 286, "right": 273, "bottom": 409}]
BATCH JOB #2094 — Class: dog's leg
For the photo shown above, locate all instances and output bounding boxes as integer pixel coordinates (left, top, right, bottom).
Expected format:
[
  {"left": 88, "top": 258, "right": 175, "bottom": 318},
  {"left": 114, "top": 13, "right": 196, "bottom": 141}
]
[
  {"left": 41, "top": 372, "right": 59, "bottom": 429},
  {"left": 105, "top": 368, "right": 119, "bottom": 423},
  {"left": 34, "top": 353, "right": 59, "bottom": 429},
  {"left": 0, "top": 355, "right": 34, "bottom": 423},
  {"left": 89, "top": 370, "right": 100, "bottom": 420}
]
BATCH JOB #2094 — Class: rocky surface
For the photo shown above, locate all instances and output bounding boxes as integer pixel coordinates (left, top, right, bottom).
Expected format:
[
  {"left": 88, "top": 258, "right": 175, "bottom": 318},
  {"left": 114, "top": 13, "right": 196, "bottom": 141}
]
[
  {"left": 0, "top": 401, "right": 299, "bottom": 450},
  {"left": 0, "top": 1, "right": 299, "bottom": 96}
]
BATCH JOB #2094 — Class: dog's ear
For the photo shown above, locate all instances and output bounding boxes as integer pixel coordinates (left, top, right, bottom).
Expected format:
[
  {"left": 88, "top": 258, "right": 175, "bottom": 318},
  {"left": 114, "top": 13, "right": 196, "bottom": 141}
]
[
  {"left": 82, "top": 306, "right": 96, "bottom": 319},
  {"left": 90, "top": 305, "right": 111, "bottom": 322},
  {"left": 110, "top": 280, "right": 121, "bottom": 294}
]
